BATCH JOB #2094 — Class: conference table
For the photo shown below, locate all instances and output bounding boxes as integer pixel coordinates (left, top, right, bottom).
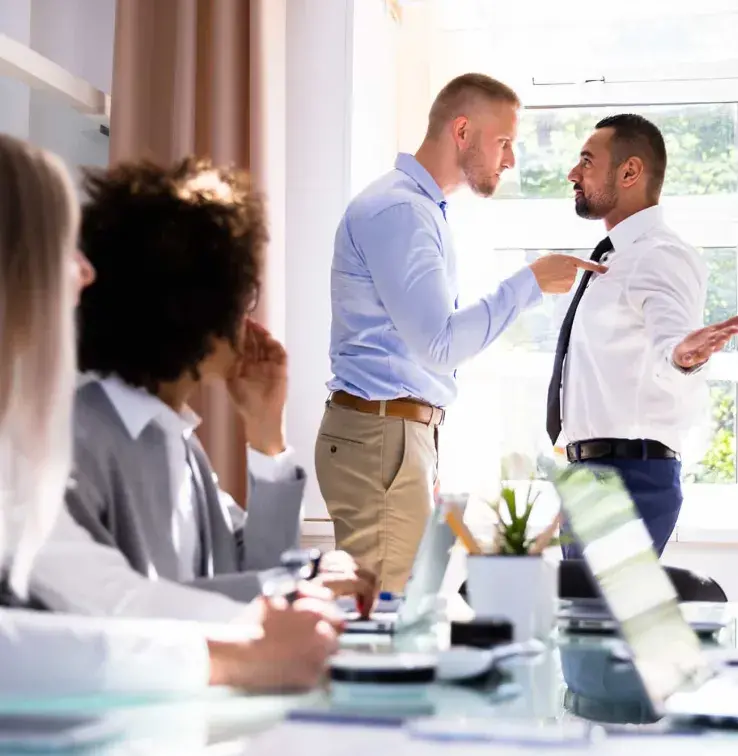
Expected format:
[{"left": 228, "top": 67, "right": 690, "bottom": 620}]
[{"left": 2, "top": 601, "right": 738, "bottom": 754}]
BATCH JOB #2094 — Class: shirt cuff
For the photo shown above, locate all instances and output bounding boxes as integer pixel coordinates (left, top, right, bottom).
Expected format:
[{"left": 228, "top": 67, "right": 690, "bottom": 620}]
[
  {"left": 670, "top": 356, "right": 707, "bottom": 376},
  {"left": 247, "top": 445, "right": 299, "bottom": 482}
]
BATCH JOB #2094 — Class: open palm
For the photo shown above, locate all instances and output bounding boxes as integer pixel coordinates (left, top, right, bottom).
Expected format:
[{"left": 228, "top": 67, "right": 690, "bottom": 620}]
[{"left": 673, "top": 316, "right": 738, "bottom": 369}]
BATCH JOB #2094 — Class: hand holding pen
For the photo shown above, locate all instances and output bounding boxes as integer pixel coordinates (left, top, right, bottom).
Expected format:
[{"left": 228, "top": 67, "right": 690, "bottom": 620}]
[
  {"left": 264, "top": 548, "right": 378, "bottom": 619},
  {"left": 217, "top": 585, "right": 342, "bottom": 691}
]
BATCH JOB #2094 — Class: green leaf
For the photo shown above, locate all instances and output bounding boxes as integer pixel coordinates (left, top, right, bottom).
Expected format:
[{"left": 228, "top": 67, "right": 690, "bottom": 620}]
[
  {"left": 501, "top": 486, "right": 518, "bottom": 526},
  {"left": 519, "top": 488, "right": 539, "bottom": 531}
]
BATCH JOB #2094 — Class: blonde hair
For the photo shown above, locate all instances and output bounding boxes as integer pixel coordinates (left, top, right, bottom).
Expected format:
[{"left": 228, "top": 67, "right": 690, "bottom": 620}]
[
  {"left": 0, "top": 135, "right": 77, "bottom": 598},
  {"left": 426, "top": 73, "right": 520, "bottom": 140}
]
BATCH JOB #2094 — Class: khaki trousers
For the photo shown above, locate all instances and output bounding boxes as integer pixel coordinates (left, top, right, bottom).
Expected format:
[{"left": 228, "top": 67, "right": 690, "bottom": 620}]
[{"left": 314, "top": 403, "right": 438, "bottom": 594}]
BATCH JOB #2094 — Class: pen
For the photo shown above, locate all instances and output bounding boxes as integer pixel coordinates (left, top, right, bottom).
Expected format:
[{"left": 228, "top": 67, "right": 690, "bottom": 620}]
[
  {"left": 260, "top": 567, "right": 300, "bottom": 604},
  {"left": 264, "top": 548, "right": 324, "bottom": 605},
  {"left": 443, "top": 502, "right": 482, "bottom": 555},
  {"left": 287, "top": 710, "right": 405, "bottom": 728}
]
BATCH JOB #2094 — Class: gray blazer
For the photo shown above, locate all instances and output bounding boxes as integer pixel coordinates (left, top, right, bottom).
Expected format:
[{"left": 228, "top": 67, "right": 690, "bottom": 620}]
[{"left": 65, "top": 383, "right": 305, "bottom": 603}]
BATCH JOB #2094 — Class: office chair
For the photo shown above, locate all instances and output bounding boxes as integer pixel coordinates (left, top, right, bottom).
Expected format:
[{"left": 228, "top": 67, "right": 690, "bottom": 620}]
[{"left": 559, "top": 559, "right": 728, "bottom": 603}]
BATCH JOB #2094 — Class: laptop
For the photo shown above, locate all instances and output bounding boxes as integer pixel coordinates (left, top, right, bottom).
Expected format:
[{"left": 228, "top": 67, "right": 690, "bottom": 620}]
[
  {"left": 556, "top": 464, "right": 738, "bottom": 726},
  {"left": 558, "top": 598, "right": 729, "bottom": 636},
  {"left": 342, "top": 498, "right": 457, "bottom": 635}
]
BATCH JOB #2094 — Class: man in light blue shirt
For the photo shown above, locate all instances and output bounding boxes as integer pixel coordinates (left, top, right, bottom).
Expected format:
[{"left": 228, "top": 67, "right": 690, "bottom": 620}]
[{"left": 316, "top": 73, "right": 605, "bottom": 592}]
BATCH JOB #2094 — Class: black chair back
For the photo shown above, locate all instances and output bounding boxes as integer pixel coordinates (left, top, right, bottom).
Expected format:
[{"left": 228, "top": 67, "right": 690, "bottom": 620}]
[{"left": 559, "top": 559, "right": 728, "bottom": 603}]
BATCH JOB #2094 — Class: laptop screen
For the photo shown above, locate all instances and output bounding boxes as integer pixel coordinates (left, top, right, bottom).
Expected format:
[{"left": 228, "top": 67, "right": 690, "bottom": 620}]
[
  {"left": 556, "top": 465, "right": 714, "bottom": 705},
  {"left": 394, "top": 494, "right": 458, "bottom": 631}
]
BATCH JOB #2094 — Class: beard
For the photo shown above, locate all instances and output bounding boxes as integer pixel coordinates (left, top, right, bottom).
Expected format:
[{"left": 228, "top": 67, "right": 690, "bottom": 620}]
[
  {"left": 574, "top": 173, "right": 618, "bottom": 219},
  {"left": 459, "top": 138, "right": 498, "bottom": 198}
]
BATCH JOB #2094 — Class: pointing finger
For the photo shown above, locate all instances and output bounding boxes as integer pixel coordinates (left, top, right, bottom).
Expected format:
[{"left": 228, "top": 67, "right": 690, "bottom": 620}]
[{"left": 574, "top": 259, "right": 608, "bottom": 274}]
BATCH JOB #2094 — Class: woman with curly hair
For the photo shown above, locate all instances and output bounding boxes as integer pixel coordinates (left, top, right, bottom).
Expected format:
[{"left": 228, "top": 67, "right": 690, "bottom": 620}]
[
  {"left": 0, "top": 134, "right": 341, "bottom": 695},
  {"left": 60, "top": 156, "right": 375, "bottom": 615}
]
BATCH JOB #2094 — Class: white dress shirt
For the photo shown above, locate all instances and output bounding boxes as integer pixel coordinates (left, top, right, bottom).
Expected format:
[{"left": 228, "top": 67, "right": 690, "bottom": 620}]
[
  {"left": 561, "top": 206, "right": 708, "bottom": 454},
  {"left": 0, "top": 606, "right": 211, "bottom": 697},
  {"left": 95, "top": 376, "right": 297, "bottom": 581}
]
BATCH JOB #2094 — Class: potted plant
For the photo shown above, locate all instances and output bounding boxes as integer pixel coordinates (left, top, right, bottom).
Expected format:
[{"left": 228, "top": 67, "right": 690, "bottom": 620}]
[{"left": 465, "top": 453, "right": 561, "bottom": 641}]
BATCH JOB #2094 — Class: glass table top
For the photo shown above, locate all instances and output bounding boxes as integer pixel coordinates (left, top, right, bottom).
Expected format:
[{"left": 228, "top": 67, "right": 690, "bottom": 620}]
[
  {"left": 298, "top": 601, "right": 738, "bottom": 732},
  {"left": 0, "top": 605, "right": 736, "bottom": 752}
]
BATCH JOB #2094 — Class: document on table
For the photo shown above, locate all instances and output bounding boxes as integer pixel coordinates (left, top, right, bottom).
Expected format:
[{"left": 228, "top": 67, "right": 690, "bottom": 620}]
[
  {"left": 241, "top": 719, "right": 738, "bottom": 755},
  {"left": 242, "top": 721, "right": 599, "bottom": 755},
  {"left": 243, "top": 722, "right": 404, "bottom": 754}
]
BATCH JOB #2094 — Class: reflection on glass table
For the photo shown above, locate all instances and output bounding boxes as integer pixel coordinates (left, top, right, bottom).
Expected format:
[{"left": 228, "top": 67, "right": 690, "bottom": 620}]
[{"left": 559, "top": 639, "right": 660, "bottom": 726}]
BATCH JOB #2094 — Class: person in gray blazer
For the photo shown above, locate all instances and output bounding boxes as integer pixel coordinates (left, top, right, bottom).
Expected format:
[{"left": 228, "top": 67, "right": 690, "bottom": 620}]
[{"left": 66, "top": 158, "right": 375, "bottom": 611}]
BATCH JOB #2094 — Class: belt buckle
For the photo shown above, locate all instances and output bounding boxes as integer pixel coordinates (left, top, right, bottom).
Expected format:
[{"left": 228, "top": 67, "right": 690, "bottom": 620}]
[{"left": 428, "top": 406, "right": 445, "bottom": 426}]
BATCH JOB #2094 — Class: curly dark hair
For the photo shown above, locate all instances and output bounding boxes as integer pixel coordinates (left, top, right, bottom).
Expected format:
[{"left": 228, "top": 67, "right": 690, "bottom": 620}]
[{"left": 78, "top": 157, "right": 266, "bottom": 392}]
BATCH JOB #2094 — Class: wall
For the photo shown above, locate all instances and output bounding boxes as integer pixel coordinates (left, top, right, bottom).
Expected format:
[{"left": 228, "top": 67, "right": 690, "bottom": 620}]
[
  {"left": 285, "top": 0, "right": 355, "bottom": 520},
  {"left": 0, "top": 0, "right": 113, "bottom": 180},
  {"left": 29, "top": 0, "right": 114, "bottom": 91},
  {"left": 29, "top": 0, "right": 113, "bottom": 181},
  {"left": 0, "top": 0, "right": 32, "bottom": 137},
  {"left": 350, "top": 0, "right": 398, "bottom": 196},
  {"left": 285, "top": 0, "right": 403, "bottom": 523}
]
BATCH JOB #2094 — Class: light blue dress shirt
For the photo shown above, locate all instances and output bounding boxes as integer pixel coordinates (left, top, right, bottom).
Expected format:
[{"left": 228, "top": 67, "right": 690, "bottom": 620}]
[{"left": 327, "top": 153, "right": 542, "bottom": 408}]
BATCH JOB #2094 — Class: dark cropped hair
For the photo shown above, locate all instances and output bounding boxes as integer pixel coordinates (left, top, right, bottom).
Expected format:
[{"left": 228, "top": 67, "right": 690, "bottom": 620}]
[
  {"left": 596, "top": 114, "right": 667, "bottom": 199},
  {"left": 78, "top": 157, "right": 266, "bottom": 392}
]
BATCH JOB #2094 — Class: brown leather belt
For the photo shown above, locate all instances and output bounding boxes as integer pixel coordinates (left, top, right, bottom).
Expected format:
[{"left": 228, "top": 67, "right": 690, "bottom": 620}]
[{"left": 329, "top": 391, "right": 445, "bottom": 426}]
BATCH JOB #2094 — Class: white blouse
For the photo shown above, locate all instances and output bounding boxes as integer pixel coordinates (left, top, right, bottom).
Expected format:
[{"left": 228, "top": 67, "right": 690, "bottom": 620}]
[{"left": 0, "top": 608, "right": 210, "bottom": 697}]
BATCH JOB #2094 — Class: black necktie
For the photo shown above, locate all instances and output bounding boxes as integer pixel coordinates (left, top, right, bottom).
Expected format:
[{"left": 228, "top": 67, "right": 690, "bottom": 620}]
[{"left": 545, "top": 237, "right": 613, "bottom": 445}]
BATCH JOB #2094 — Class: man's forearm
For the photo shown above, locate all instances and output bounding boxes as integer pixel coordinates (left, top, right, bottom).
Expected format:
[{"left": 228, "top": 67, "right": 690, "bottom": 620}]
[{"left": 411, "top": 266, "right": 542, "bottom": 371}]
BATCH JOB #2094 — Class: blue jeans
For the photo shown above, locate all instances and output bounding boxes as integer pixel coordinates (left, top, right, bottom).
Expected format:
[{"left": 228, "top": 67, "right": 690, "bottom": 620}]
[{"left": 560, "top": 458, "right": 682, "bottom": 559}]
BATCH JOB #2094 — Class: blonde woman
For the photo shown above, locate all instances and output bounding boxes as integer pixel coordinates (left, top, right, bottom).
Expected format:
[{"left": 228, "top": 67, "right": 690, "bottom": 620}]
[{"left": 0, "top": 134, "right": 339, "bottom": 696}]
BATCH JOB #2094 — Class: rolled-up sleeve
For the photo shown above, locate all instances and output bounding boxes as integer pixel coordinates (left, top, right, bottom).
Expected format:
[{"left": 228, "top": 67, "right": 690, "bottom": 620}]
[{"left": 351, "top": 202, "right": 541, "bottom": 372}]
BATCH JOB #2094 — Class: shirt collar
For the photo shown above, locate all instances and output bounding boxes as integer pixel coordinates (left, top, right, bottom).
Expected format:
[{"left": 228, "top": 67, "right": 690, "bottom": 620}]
[
  {"left": 394, "top": 153, "right": 445, "bottom": 205},
  {"left": 608, "top": 205, "right": 664, "bottom": 253},
  {"left": 84, "top": 373, "right": 201, "bottom": 440}
]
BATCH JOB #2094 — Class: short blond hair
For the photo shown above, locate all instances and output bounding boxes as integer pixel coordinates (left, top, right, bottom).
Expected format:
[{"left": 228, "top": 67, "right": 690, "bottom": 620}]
[{"left": 426, "top": 73, "right": 520, "bottom": 139}]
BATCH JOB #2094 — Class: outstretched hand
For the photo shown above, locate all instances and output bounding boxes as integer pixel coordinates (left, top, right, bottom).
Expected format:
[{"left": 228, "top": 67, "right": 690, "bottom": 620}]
[{"left": 673, "top": 316, "right": 738, "bottom": 370}]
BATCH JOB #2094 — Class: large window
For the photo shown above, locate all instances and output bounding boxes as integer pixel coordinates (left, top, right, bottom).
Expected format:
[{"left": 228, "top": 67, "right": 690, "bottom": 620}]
[{"left": 404, "top": 2, "right": 738, "bottom": 531}]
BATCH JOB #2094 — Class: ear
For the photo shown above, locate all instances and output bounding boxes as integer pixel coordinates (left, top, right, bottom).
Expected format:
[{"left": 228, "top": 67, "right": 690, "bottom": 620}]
[
  {"left": 620, "top": 156, "right": 644, "bottom": 189},
  {"left": 450, "top": 116, "right": 470, "bottom": 148}
]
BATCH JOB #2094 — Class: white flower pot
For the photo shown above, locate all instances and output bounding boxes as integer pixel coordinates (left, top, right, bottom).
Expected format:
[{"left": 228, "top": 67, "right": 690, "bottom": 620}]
[{"left": 466, "top": 555, "right": 557, "bottom": 642}]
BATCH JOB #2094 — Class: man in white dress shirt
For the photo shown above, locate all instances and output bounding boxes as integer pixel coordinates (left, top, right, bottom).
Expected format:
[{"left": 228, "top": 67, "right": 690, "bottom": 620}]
[{"left": 547, "top": 114, "right": 738, "bottom": 556}]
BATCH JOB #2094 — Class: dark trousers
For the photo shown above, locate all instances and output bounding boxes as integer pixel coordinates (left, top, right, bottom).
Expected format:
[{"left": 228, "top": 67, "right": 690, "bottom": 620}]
[{"left": 561, "top": 458, "right": 682, "bottom": 559}]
